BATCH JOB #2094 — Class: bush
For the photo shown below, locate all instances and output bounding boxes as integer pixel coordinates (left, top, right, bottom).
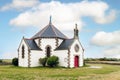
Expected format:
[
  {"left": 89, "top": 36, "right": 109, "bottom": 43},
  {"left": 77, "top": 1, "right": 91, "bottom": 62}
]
[
  {"left": 12, "top": 58, "right": 18, "bottom": 66},
  {"left": 39, "top": 57, "right": 48, "bottom": 67},
  {"left": 0, "top": 59, "right": 2, "bottom": 63},
  {"left": 47, "top": 56, "right": 59, "bottom": 67}
]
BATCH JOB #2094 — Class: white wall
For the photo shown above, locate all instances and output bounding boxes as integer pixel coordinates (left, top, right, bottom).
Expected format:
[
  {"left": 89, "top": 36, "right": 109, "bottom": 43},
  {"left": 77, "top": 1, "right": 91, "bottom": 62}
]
[
  {"left": 34, "top": 38, "right": 63, "bottom": 50},
  {"left": 39, "top": 38, "right": 68, "bottom": 67},
  {"left": 18, "top": 39, "right": 29, "bottom": 67},
  {"left": 30, "top": 50, "right": 45, "bottom": 67},
  {"left": 53, "top": 50, "right": 68, "bottom": 67},
  {"left": 40, "top": 38, "right": 63, "bottom": 52}
]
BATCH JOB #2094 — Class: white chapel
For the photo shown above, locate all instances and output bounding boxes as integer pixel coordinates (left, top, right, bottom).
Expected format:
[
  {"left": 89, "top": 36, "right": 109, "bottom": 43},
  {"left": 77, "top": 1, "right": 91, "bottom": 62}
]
[{"left": 18, "top": 17, "right": 84, "bottom": 68}]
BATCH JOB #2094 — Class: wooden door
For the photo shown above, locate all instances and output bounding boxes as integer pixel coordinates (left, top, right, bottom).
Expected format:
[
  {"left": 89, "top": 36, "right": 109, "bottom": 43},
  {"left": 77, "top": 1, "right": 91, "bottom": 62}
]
[{"left": 74, "top": 56, "right": 79, "bottom": 67}]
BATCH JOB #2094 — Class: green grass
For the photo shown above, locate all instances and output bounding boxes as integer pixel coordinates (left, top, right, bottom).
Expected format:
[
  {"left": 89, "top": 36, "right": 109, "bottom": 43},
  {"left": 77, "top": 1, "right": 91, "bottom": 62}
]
[{"left": 0, "top": 64, "right": 120, "bottom": 80}]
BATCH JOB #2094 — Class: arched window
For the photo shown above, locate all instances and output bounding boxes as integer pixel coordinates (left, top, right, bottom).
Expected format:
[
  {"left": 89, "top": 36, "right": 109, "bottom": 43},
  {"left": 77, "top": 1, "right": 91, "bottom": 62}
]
[
  {"left": 22, "top": 45, "right": 25, "bottom": 58},
  {"left": 46, "top": 46, "right": 51, "bottom": 57}
]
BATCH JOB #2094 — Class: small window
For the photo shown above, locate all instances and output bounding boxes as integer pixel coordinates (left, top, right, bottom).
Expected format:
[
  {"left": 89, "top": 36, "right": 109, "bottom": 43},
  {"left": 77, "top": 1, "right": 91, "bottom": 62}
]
[
  {"left": 22, "top": 45, "right": 25, "bottom": 58},
  {"left": 74, "top": 44, "right": 79, "bottom": 52},
  {"left": 46, "top": 46, "right": 51, "bottom": 57}
]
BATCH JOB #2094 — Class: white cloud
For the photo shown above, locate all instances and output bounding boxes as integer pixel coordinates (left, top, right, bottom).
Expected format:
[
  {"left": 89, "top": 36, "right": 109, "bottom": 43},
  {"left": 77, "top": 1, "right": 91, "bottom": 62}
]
[
  {"left": 94, "top": 10, "right": 116, "bottom": 24},
  {"left": 91, "top": 31, "right": 120, "bottom": 46},
  {"left": 8, "top": 1, "right": 116, "bottom": 37},
  {"left": 103, "top": 46, "right": 120, "bottom": 58},
  {"left": 0, "top": 0, "right": 39, "bottom": 11}
]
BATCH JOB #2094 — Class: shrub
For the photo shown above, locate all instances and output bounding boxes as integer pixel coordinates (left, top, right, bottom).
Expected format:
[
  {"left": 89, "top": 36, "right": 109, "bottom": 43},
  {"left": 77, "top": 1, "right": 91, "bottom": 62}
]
[
  {"left": 47, "top": 56, "right": 59, "bottom": 67},
  {"left": 12, "top": 58, "right": 18, "bottom": 66},
  {"left": 0, "top": 59, "right": 2, "bottom": 63},
  {"left": 39, "top": 57, "right": 48, "bottom": 67}
]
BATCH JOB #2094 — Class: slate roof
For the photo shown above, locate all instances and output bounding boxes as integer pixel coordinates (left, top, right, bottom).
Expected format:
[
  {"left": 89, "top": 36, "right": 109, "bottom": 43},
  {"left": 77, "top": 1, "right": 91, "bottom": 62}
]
[
  {"left": 32, "top": 23, "right": 67, "bottom": 39},
  {"left": 55, "top": 39, "right": 74, "bottom": 50},
  {"left": 24, "top": 39, "right": 42, "bottom": 50}
]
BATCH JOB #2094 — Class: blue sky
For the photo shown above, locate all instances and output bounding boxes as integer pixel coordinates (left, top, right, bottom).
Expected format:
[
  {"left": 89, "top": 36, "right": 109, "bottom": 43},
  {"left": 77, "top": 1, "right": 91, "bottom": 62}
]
[{"left": 0, "top": 0, "right": 120, "bottom": 59}]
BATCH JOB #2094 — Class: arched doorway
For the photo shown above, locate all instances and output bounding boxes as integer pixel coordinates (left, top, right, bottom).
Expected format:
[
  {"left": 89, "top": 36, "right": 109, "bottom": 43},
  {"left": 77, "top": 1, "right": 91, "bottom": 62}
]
[
  {"left": 74, "top": 56, "right": 79, "bottom": 67},
  {"left": 46, "top": 46, "right": 51, "bottom": 57}
]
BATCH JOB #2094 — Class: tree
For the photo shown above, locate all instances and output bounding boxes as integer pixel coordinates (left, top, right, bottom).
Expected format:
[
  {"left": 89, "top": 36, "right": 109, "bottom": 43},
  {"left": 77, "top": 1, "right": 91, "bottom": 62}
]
[
  {"left": 0, "top": 59, "right": 2, "bottom": 63},
  {"left": 12, "top": 58, "right": 18, "bottom": 66}
]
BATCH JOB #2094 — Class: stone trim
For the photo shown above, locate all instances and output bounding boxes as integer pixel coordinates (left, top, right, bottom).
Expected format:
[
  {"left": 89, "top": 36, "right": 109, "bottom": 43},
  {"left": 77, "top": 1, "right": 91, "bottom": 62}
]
[
  {"left": 55, "top": 38, "right": 59, "bottom": 48},
  {"left": 67, "top": 48, "right": 70, "bottom": 68},
  {"left": 28, "top": 49, "right": 31, "bottom": 67},
  {"left": 38, "top": 38, "right": 41, "bottom": 48}
]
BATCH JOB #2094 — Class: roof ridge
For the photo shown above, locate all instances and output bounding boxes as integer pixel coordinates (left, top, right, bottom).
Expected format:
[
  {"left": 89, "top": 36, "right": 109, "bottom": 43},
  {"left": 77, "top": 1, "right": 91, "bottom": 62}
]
[
  {"left": 32, "top": 25, "right": 49, "bottom": 38},
  {"left": 38, "top": 25, "right": 49, "bottom": 37},
  {"left": 25, "top": 38, "right": 33, "bottom": 40},
  {"left": 51, "top": 24, "right": 58, "bottom": 37}
]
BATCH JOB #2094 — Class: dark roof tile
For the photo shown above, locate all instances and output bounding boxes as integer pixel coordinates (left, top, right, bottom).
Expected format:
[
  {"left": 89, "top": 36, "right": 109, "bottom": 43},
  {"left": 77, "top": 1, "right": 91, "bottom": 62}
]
[
  {"left": 55, "top": 39, "right": 74, "bottom": 50},
  {"left": 25, "top": 39, "right": 42, "bottom": 50},
  {"left": 32, "top": 23, "right": 67, "bottom": 39}
]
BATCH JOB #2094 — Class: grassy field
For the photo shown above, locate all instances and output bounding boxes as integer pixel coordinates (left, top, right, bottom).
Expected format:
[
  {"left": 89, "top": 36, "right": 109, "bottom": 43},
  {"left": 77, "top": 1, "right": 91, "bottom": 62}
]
[
  {"left": 2, "top": 59, "right": 12, "bottom": 63},
  {"left": 0, "top": 64, "right": 120, "bottom": 80}
]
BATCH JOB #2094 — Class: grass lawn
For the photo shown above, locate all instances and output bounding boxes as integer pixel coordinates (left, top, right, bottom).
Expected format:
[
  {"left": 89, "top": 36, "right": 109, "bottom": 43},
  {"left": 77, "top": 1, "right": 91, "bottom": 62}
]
[{"left": 0, "top": 64, "right": 120, "bottom": 80}]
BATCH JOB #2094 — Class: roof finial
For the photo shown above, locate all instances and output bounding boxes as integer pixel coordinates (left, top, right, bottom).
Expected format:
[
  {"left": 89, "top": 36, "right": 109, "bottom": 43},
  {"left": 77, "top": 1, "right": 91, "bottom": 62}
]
[
  {"left": 75, "top": 23, "right": 78, "bottom": 29},
  {"left": 49, "top": 15, "right": 52, "bottom": 24}
]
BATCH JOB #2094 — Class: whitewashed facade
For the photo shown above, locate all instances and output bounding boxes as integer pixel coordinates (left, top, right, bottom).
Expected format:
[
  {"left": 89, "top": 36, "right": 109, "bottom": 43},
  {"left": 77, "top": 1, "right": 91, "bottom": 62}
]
[{"left": 18, "top": 19, "right": 84, "bottom": 68}]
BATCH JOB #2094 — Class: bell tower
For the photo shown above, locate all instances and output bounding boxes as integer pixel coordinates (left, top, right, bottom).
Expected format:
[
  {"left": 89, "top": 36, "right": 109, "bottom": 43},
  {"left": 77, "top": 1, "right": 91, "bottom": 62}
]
[{"left": 74, "top": 24, "right": 79, "bottom": 39}]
